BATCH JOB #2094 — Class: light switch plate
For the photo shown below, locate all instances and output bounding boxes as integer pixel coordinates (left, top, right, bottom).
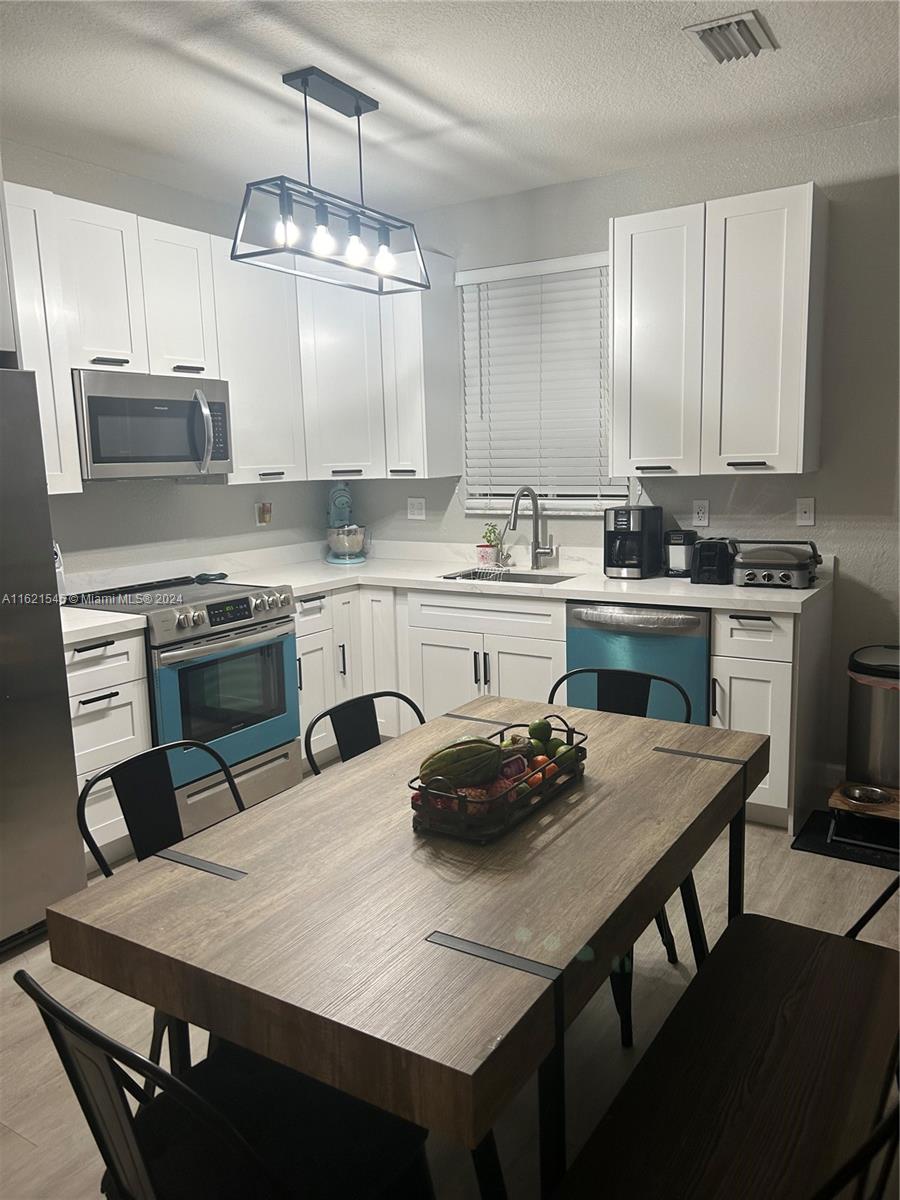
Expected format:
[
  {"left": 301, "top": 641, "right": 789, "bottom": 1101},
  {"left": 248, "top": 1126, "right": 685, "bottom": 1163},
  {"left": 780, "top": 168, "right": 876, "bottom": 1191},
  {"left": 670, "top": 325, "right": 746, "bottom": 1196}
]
[
  {"left": 692, "top": 499, "right": 709, "bottom": 527},
  {"left": 407, "top": 497, "right": 426, "bottom": 521},
  {"left": 797, "top": 497, "right": 815, "bottom": 526}
]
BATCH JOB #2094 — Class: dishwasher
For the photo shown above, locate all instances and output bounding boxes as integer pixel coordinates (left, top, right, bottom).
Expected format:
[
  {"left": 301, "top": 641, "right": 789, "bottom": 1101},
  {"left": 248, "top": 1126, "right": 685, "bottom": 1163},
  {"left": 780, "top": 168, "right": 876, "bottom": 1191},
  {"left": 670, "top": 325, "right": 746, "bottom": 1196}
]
[{"left": 565, "top": 602, "right": 710, "bottom": 725}]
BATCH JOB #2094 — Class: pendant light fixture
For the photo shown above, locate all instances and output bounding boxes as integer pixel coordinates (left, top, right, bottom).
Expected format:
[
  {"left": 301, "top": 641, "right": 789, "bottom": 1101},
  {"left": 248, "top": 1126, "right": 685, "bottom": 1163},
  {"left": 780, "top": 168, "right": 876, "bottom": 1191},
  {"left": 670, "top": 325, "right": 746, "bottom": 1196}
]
[{"left": 232, "top": 66, "right": 429, "bottom": 294}]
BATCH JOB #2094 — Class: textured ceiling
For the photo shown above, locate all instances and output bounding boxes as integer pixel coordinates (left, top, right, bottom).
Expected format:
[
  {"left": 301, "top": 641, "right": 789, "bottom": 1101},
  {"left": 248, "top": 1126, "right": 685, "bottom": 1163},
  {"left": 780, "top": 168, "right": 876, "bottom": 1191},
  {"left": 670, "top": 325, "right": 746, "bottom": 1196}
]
[{"left": 0, "top": 1, "right": 897, "bottom": 214}]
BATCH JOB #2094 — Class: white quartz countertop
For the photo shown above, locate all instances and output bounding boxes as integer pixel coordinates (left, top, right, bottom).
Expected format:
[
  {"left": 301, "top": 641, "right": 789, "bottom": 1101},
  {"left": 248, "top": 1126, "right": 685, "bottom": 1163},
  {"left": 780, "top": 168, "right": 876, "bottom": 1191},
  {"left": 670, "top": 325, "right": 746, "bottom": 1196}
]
[
  {"left": 231, "top": 556, "right": 831, "bottom": 614},
  {"left": 59, "top": 605, "right": 147, "bottom": 647}
]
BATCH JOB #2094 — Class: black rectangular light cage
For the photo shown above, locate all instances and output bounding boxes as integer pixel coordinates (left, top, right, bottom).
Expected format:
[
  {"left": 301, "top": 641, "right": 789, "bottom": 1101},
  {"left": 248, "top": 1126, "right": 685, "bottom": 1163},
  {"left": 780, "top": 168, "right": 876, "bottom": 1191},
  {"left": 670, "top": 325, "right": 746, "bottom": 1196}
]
[{"left": 231, "top": 176, "right": 430, "bottom": 295}]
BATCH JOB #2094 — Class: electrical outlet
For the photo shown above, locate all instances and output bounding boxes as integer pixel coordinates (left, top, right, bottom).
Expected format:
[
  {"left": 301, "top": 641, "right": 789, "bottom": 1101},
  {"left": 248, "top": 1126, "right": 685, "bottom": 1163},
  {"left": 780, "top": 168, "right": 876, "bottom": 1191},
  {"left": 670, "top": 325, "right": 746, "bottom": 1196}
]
[
  {"left": 407, "top": 497, "right": 426, "bottom": 521},
  {"left": 692, "top": 499, "right": 709, "bottom": 528},
  {"left": 796, "top": 497, "right": 815, "bottom": 527}
]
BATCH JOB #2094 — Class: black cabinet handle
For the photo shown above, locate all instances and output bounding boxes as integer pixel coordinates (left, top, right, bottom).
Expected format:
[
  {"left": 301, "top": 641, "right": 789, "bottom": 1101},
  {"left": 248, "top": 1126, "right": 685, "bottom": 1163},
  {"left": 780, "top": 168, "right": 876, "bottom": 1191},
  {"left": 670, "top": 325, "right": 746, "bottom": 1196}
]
[
  {"left": 710, "top": 678, "right": 718, "bottom": 719},
  {"left": 297, "top": 657, "right": 303, "bottom": 690},
  {"left": 297, "top": 594, "right": 326, "bottom": 605},
  {"left": 78, "top": 690, "right": 120, "bottom": 706},
  {"left": 73, "top": 639, "right": 114, "bottom": 654},
  {"left": 483, "top": 651, "right": 491, "bottom": 688},
  {"left": 90, "top": 356, "right": 129, "bottom": 366},
  {"left": 389, "top": 469, "right": 417, "bottom": 476},
  {"left": 338, "top": 643, "right": 347, "bottom": 675},
  {"left": 258, "top": 471, "right": 285, "bottom": 479},
  {"left": 331, "top": 469, "right": 364, "bottom": 476},
  {"left": 172, "top": 364, "right": 205, "bottom": 373},
  {"left": 634, "top": 465, "right": 674, "bottom": 472},
  {"left": 726, "top": 460, "right": 768, "bottom": 468},
  {"left": 473, "top": 651, "right": 480, "bottom": 686},
  {"left": 728, "top": 613, "right": 773, "bottom": 622}
]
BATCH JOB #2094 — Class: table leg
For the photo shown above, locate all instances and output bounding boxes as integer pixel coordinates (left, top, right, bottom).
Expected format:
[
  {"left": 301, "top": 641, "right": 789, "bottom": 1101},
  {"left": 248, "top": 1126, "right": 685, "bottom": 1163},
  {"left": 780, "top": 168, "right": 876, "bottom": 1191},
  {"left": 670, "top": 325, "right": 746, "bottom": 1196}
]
[
  {"left": 679, "top": 873, "right": 709, "bottom": 968},
  {"left": 471, "top": 1131, "right": 507, "bottom": 1200},
  {"left": 728, "top": 800, "right": 746, "bottom": 923},
  {"left": 538, "top": 974, "right": 566, "bottom": 1198}
]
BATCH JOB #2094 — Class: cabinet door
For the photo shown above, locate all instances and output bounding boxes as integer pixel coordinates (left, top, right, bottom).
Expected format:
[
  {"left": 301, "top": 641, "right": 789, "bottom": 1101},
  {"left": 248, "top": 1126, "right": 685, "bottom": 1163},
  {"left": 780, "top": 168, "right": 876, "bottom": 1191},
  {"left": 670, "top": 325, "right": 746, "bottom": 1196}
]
[
  {"left": 409, "top": 627, "right": 484, "bottom": 720},
  {"left": 358, "top": 587, "right": 399, "bottom": 737},
  {"left": 612, "top": 204, "right": 704, "bottom": 477},
  {"left": 484, "top": 634, "right": 567, "bottom": 705},
  {"left": 710, "top": 655, "right": 792, "bottom": 812},
  {"left": 4, "top": 184, "right": 82, "bottom": 493},
  {"left": 380, "top": 290, "right": 425, "bottom": 477},
  {"left": 139, "top": 218, "right": 219, "bottom": 376},
  {"left": 332, "top": 589, "right": 362, "bottom": 703},
  {"left": 56, "top": 197, "right": 148, "bottom": 372},
  {"left": 298, "top": 279, "right": 386, "bottom": 478},
  {"left": 701, "top": 184, "right": 812, "bottom": 474},
  {"left": 297, "top": 629, "right": 337, "bottom": 763},
  {"left": 210, "top": 236, "right": 306, "bottom": 484}
]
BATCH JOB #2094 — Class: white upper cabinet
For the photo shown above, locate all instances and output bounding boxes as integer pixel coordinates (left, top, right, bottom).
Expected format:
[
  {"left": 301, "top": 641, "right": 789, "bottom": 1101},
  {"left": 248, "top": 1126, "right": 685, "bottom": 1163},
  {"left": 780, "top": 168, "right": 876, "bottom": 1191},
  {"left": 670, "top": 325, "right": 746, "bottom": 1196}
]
[
  {"left": 210, "top": 236, "right": 306, "bottom": 484},
  {"left": 611, "top": 204, "right": 704, "bottom": 477},
  {"left": 701, "top": 183, "right": 826, "bottom": 475},
  {"left": 380, "top": 251, "right": 461, "bottom": 479},
  {"left": 4, "top": 184, "right": 82, "bottom": 493},
  {"left": 56, "top": 197, "right": 149, "bottom": 372},
  {"left": 298, "top": 279, "right": 386, "bottom": 479},
  {"left": 138, "top": 218, "right": 219, "bottom": 377}
]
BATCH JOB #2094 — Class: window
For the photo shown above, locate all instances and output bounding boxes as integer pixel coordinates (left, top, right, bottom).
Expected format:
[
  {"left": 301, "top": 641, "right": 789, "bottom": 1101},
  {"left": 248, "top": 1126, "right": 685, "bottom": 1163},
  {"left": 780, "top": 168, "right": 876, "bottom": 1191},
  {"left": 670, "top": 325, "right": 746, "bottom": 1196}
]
[{"left": 459, "top": 254, "right": 626, "bottom": 515}]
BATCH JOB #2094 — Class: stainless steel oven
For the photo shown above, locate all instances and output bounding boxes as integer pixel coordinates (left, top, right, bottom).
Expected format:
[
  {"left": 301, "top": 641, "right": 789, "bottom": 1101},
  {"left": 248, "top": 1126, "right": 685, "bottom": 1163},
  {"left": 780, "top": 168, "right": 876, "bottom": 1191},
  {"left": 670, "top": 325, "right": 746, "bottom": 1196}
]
[{"left": 73, "top": 370, "right": 232, "bottom": 480}]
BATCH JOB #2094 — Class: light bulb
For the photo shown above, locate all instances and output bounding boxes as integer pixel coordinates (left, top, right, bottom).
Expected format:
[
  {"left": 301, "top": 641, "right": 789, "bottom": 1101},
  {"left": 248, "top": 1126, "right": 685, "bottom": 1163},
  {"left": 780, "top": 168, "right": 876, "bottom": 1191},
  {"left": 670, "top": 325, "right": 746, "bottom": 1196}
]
[
  {"left": 273, "top": 217, "right": 299, "bottom": 247},
  {"left": 345, "top": 233, "right": 369, "bottom": 266},
  {"left": 311, "top": 224, "right": 336, "bottom": 256},
  {"left": 374, "top": 242, "right": 395, "bottom": 274}
]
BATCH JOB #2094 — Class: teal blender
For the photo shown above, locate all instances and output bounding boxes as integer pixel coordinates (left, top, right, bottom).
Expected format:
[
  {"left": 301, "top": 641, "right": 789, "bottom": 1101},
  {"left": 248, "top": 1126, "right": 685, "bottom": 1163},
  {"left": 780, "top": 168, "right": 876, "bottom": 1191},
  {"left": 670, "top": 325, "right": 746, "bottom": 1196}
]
[{"left": 326, "top": 484, "right": 367, "bottom": 565}]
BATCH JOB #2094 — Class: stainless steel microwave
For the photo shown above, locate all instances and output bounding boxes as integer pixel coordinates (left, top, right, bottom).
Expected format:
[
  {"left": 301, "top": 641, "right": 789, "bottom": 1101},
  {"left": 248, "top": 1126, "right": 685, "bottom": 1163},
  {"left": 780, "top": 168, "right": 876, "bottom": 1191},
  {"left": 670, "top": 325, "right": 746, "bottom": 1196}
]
[{"left": 73, "top": 370, "right": 232, "bottom": 480}]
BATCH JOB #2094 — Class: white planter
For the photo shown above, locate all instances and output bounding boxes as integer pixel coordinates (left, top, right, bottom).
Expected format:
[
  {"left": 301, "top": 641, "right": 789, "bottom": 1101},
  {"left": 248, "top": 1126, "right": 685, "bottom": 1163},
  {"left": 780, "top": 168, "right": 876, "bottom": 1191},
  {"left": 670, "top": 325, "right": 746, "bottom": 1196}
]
[{"left": 476, "top": 544, "right": 500, "bottom": 567}]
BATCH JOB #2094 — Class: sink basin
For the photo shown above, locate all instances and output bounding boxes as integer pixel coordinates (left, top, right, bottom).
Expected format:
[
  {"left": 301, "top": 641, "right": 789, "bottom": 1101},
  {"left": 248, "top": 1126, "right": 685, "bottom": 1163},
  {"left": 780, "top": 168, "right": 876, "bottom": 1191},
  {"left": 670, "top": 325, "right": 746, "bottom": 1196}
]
[{"left": 441, "top": 568, "right": 575, "bottom": 585}]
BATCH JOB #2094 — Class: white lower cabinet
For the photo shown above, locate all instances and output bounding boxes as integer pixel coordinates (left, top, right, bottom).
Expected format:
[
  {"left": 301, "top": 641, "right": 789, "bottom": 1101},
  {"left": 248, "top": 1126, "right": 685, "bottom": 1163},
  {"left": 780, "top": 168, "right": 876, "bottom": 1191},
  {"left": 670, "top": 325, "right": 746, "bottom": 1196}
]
[
  {"left": 710, "top": 655, "right": 793, "bottom": 813},
  {"left": 332, "top": 589, "right": 362, "bottom": 704},
  {"left": 484, "top": 634, "right": 566, "bottom": 705},
  {"left": 409, "top": 627, "right": 484, "bottom": 720},
  {"left": 358, "top": 588, "right": 400, "bottom": 737},
  {"left": 297, "top": 628, "right": 337, "bottom": 763},
  {"left": 69, "top": 679, "right": 153, "bottom": 777}
]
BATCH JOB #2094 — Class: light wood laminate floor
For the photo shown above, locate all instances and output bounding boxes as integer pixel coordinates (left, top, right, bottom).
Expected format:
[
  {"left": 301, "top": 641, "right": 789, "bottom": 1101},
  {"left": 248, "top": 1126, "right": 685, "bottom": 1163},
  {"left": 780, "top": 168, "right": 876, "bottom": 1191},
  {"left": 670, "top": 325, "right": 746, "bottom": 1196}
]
[{"left": 1, "top": 823, "right": 896, "bottom": 1200}]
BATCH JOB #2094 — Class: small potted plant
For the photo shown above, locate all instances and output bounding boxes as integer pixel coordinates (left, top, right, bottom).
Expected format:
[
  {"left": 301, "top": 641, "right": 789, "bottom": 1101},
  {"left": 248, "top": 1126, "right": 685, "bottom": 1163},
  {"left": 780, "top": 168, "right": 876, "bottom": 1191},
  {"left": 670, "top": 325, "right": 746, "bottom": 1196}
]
[{"left": 476, "top": 522, "right": 502, "bottom": 567}]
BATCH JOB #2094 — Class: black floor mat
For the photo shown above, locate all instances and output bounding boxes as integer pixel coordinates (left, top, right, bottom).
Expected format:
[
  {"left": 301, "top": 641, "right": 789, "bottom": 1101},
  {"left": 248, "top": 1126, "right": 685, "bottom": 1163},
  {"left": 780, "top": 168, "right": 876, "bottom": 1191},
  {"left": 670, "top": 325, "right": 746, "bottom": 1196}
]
[{"left": 792, "top": 809, "right": 899, "bottom": 871}]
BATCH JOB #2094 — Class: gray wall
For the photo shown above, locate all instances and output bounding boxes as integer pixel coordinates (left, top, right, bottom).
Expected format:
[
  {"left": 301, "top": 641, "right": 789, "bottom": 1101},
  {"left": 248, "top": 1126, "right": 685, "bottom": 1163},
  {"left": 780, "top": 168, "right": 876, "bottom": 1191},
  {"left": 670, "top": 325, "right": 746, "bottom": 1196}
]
[{"left": 354, "top": 115, "right": 900, "bottom": 750}]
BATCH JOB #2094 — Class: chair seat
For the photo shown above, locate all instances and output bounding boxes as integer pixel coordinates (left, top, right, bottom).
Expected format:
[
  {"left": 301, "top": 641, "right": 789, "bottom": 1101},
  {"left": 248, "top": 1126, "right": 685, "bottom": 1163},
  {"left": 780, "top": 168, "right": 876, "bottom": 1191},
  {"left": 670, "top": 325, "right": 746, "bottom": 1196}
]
[
  {"left": 131, "top": 1041, "right": 428, "bottom": 1199},
  {"left": 559, "top": 914, "right": 898, "bottom": 1200}
]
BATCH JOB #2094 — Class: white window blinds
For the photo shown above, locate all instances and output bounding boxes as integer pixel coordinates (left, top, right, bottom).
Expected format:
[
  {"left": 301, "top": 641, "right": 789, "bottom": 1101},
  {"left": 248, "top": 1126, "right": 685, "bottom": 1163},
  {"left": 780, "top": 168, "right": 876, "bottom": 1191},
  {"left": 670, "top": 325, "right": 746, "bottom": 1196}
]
[{"left": 461, "top": 263, "right": 626, "bottom": 514}]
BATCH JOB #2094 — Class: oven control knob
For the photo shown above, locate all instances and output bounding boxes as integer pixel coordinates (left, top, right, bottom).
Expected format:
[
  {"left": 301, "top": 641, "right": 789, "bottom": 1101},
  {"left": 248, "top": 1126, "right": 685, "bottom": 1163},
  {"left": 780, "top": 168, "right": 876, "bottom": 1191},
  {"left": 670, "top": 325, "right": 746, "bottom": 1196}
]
[
  {"left": 779, "top": 572, "right": 793, "bottom": 584},
  {"left": 191, "top": 610, "right": 206, "bottom": 626},
  {"left": 744, "top": 571, "right": 757, "bottom": 583},
  {"left": 278, "top": 592, "right": 293, "bottom": 608},
  {"left": 265, "top": 592, "right": 279, "bottom": 609},
  {"left": 176, "top": 611, "right": 191, "bottom": 629},
  {"left": 761, "top": 571, "right": 774, "bottom": 583},
  {"left": 251, "top": 595, "right": 266, "bottom": 612}
]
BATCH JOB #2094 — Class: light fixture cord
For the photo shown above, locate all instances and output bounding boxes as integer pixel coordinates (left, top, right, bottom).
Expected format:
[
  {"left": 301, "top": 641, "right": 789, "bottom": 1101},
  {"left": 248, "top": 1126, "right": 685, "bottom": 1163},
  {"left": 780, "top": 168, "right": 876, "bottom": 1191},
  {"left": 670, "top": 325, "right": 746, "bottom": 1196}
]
[
  {"left": 303, "top": 81, "right": 312, "bottom": 185},
  {"left": 356, "top": 106, "right": 365, "bottom": 206}
]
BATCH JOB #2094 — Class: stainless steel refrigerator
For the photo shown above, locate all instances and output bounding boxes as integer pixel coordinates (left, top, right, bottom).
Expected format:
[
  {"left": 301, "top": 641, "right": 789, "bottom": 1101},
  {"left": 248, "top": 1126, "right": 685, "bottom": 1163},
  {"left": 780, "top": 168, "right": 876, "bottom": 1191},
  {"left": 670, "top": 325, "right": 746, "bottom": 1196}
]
[{"left": 0, "top": 369, "right": 86, "bottom": 942}]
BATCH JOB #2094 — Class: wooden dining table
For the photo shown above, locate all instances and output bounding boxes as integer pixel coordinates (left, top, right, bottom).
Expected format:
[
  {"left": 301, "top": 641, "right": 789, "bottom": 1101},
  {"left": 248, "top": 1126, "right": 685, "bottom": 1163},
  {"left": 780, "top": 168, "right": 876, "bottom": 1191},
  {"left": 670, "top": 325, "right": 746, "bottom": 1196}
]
[{"left": 47, "top": 696, "right": 768, "bottom": 1198}]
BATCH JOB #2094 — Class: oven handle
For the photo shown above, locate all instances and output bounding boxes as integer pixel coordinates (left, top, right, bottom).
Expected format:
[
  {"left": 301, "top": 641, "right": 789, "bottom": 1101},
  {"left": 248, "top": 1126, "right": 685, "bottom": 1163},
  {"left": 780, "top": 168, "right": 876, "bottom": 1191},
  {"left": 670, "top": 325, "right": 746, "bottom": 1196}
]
[
  {"left": 195, "top": 388, "right": 213, "bottom": 474},
  {"left": 156, "top": 622, "right": 291, "bottom": 666}
]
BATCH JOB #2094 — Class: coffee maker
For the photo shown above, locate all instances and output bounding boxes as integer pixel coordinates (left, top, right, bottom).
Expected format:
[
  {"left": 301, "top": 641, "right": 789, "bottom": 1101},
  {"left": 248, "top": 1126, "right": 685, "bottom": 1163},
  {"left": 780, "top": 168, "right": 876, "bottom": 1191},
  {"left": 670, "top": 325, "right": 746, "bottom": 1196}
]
[{"left": 604, "top": 506, "right": 663, "bottom": 578}]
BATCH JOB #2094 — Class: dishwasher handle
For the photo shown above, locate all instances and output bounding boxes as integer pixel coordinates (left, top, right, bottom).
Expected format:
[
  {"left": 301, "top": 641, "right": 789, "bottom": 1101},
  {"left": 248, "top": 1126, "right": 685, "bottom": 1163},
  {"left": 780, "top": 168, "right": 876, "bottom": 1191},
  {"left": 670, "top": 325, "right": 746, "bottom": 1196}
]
[{"left": 569, "top": 606, "right": 705, "bottom": 633}]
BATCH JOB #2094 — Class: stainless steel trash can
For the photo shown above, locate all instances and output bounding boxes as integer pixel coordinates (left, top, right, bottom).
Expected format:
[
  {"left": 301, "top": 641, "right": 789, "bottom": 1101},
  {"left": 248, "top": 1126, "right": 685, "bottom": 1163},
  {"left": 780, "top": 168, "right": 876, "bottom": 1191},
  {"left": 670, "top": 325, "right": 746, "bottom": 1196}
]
[{"left": 846, "top": 645, "right": 899, "bottom": 787}]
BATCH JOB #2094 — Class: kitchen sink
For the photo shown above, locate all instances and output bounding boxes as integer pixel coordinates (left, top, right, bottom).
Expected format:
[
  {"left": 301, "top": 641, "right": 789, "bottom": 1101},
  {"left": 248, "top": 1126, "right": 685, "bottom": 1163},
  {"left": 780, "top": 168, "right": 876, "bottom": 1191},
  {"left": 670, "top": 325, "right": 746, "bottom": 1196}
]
[{"left": 441, "top": 568, "right": 575, "bottom": 585}]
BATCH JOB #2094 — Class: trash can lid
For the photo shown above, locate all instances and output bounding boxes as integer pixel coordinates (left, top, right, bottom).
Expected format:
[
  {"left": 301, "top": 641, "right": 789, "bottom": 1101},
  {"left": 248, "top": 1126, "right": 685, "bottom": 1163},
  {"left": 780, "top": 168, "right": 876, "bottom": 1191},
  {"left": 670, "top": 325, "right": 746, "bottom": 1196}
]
[{"left": 848, "top": 644, "right": 899, "bottom": 679}]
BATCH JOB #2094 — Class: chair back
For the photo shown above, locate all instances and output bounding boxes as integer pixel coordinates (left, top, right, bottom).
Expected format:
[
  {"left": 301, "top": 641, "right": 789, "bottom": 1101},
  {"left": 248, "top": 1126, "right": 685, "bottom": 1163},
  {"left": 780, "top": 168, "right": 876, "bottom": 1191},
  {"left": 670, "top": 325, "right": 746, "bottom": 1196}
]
[
  {"left": 77, "top": 740, "right": 245, "bottom": 877},
  {"left": 14, "top": 971, "right": 277, "bottom": 1200},
  {"left": 549, "top": 667, "right": 692, "bottom": 723},
  {"left": 304, "top": 691, "right": 426, "bottom": 776}
]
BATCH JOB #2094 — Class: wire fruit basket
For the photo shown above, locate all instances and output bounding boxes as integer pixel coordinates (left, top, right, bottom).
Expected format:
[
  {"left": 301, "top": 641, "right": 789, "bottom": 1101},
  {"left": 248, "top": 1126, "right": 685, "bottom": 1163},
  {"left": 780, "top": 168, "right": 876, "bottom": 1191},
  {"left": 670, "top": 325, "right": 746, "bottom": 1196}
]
[{"left": 409, "top": 714, "right": 587, "bottom": 843}]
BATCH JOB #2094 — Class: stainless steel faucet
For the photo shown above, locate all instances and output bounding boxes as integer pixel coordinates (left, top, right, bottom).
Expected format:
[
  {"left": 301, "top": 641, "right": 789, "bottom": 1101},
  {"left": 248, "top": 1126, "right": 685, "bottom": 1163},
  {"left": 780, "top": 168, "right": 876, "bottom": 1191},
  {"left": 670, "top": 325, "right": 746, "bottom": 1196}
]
[{"left": 505, "top": 486, "right": 553, "bottom": 570}]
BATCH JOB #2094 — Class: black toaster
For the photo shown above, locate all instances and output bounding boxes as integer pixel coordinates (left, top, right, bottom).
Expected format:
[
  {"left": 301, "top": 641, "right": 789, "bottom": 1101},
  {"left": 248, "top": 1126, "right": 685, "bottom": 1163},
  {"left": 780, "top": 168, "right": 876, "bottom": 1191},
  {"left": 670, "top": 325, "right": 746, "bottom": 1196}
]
[{"left": 690, "top": 538, "right": 737, "bottom": 585}]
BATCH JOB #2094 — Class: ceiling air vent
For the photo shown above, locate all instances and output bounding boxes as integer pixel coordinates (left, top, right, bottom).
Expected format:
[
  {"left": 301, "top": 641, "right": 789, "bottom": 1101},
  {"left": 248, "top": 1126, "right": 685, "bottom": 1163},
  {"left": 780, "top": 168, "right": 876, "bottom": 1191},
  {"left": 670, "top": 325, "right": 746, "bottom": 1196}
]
[{"left": 683, "top": 11, "right": 777, "bottom": 64}]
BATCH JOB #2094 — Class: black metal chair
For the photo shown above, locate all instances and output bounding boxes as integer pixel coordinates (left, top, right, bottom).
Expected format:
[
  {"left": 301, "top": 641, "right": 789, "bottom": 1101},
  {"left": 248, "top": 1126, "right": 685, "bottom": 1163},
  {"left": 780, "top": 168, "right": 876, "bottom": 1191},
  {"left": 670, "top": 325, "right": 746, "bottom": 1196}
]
[
  {"left": 548, "top": 667, "right": 708, "bottom": 1047},
  {"left": 77, "top": 740, "right": 247, "bottom": 1074},
  {"left": 14, "top": 970, "right": 435, "bottom": 1200},
  {"left": 304, "top": 690, "right": 426, "bottom": 776}
]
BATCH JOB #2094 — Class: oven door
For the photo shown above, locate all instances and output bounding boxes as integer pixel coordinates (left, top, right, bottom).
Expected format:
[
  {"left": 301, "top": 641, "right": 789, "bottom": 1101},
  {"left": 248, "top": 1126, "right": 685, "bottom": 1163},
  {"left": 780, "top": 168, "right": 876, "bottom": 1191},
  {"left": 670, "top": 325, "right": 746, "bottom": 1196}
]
[
  {"left": 73, "top": 370, "right": 232, "bottom": 480},
  {"left": 151, "top": 620, "right": 300, "bottom": 788}
]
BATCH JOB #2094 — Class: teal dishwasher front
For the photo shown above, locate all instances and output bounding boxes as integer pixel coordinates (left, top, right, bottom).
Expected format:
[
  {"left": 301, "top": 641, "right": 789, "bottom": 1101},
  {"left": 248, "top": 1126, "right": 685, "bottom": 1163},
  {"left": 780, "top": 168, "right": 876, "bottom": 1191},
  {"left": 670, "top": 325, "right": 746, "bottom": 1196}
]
[{"left": 565, "top": 602, "right": 710, "bottom": 724}]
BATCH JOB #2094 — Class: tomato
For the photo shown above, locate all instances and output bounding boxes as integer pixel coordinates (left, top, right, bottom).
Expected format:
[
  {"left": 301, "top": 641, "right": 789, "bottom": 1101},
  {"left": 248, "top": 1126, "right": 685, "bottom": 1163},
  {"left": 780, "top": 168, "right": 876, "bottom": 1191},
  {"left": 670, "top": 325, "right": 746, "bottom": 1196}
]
[
  {"left": 531, "top": 755, "right": 550, "bottom": 768},
  {"left": 543, "top": 762, "right": 559, "bottom": 780}
]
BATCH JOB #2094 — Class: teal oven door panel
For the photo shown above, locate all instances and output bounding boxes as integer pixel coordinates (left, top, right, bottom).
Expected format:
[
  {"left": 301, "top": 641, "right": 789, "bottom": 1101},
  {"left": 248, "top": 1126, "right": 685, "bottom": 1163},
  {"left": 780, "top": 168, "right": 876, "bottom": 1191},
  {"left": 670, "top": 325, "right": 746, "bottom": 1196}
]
[
  {"left": 153, "top": 630, "right": 300, "bottom": 787},
  {"left": 565, "top": 603, "right": 710, "bottom": 725}
]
